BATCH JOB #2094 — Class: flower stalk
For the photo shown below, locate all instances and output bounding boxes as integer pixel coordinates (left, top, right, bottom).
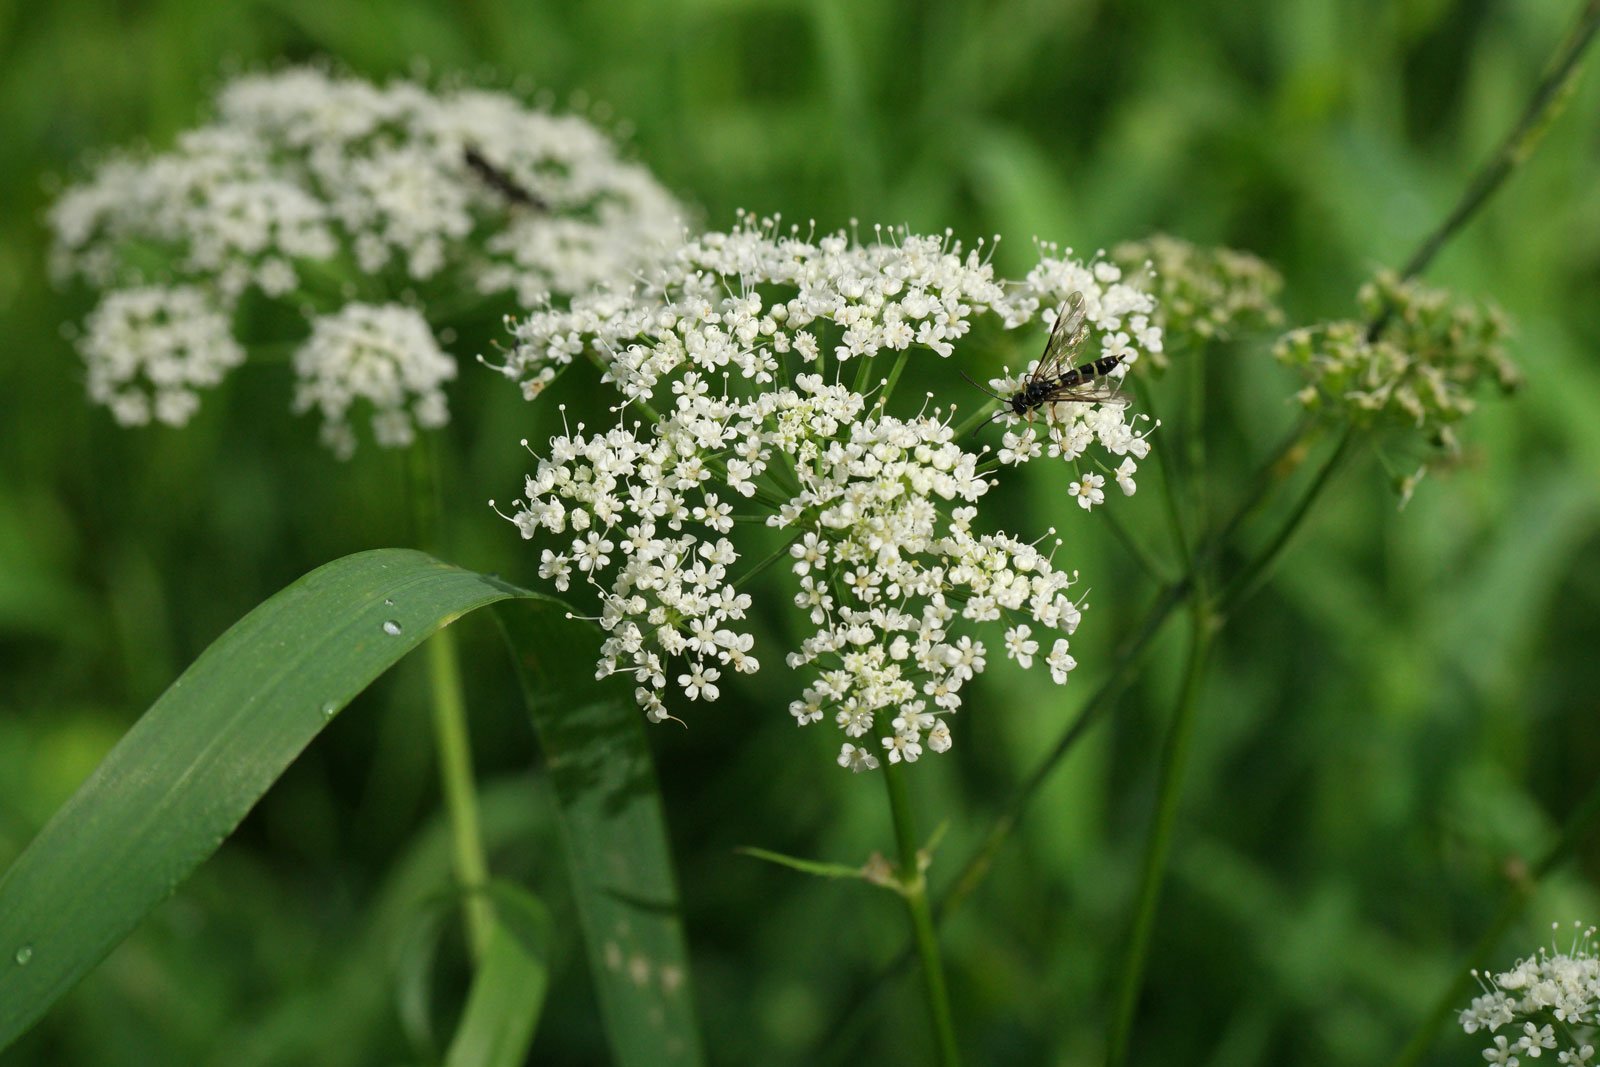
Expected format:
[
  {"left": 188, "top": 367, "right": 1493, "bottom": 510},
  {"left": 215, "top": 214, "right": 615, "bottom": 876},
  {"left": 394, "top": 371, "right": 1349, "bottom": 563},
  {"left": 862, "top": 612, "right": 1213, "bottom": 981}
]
[
  {"left": 882, "top": 758, "right": 962, "bottom": 1067},
  {"left": 406, "top": 439, "right": 494, "bottom": 962}
]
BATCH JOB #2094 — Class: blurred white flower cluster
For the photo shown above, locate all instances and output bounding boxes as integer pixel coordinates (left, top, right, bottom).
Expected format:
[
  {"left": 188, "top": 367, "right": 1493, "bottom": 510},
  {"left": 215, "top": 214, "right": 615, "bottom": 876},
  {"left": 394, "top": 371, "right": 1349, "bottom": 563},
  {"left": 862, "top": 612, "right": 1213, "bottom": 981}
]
[
  {"left": 291, "top": 303, "right": 455, "bottom": 459},
  {"left": 496, "top": 216, "right": 1162, "bottom": 769},
  {"left": 50, "top": 65, "right": 683, "bottom": 451},
  {"left": 1110, "top": 233, "right": 1284, "bottom": 368},
  {"left": 1461, "top": 923, "right": 1600, "bottom": 1066}
]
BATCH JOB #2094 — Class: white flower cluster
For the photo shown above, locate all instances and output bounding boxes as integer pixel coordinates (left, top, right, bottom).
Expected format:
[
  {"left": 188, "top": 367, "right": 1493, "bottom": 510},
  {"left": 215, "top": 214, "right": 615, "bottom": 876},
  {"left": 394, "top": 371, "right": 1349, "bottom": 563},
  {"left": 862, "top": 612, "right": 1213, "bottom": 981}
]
[
  {"left": 1461, "top": 923, "right": 1600, "bottom": 1066},
  {"left": 291, "top": 303, "right": 456, "bottom": 459},
  {"left": 50, "top": 65, "right": 683, "bottom": 451},
  {"left": 497, "top": 217, "right": 1162, "bottom": 770},
  {"left": 77, "top": 285, "right": 245, "bottom": 428}
]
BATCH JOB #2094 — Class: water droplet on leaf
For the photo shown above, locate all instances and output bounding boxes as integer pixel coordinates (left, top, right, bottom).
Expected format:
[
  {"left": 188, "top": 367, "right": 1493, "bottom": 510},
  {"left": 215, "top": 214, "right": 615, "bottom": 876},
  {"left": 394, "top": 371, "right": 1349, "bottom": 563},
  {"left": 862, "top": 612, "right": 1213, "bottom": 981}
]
[
  {"left": 382, "top": 620, "right": 403, "bottom": 636},
  {"left": 14, "top": 945, "right": 32, "bottom": 966},
  {"left": 320, "top": 701, "right": 338, "bottom": 719}
]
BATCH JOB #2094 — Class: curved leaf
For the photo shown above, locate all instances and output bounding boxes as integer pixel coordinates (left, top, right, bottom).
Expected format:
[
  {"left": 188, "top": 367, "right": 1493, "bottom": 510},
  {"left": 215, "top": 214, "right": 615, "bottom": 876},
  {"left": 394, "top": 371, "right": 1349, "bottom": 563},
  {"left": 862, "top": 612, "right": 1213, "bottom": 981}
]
[
  {"left": 499, "top": 601, "right": 705, "bottom": 1067},
  {"left": 444, "top": 882, "right": 553, "bottom": 1067},
  {"left": 0, "top": 549, "right": 522, "bottom": 1050}
]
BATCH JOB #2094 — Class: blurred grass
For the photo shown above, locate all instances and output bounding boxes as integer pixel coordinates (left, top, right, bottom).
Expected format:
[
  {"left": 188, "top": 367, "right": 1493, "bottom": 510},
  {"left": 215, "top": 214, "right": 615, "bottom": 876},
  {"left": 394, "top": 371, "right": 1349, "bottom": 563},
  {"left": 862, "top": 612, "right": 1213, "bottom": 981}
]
[{"left": 2, "top": 0, "right": 1599, "bottom": 1064}]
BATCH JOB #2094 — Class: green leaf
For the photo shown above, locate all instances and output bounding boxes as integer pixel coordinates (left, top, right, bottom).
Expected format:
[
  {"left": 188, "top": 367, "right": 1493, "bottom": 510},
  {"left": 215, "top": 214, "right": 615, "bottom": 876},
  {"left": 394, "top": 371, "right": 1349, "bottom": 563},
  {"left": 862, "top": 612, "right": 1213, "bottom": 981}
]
[
  {"left": 735, "top": 846, "right": 868, "bottom": 881},
  {"left": 499, "top": 600, "right": 706, "bottom": 1067},
  {"left": 444, "top": 884, "right": 554, "bottom": 1067},
  {"left": 0, "top": 549, "right": 521, "bottom": 1051}
]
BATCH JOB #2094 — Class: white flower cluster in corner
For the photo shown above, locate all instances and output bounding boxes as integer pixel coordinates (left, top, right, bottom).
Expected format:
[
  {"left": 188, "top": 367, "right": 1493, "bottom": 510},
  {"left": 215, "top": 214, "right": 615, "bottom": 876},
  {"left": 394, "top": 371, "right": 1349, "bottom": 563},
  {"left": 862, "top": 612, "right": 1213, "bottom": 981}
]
[
  {"left": 292, "top": 303, "right": 456, "bottom": 459},
  {"left": 1460, "top": 922, "right": 1600, "bottom": 1066},
  {"left": 496, "top": 216, "right": 1162, "bottom": 770},
  {"left": 50, "top": 65, "right": 683, "bottom": 452},
  {"left": 78, "top": 285, "right": 245, "bottom": 428}
]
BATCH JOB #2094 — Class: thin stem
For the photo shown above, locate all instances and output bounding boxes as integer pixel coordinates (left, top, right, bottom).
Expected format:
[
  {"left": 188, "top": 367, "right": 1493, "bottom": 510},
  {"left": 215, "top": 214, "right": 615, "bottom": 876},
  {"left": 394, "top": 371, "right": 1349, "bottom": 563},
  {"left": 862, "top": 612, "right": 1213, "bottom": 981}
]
[
  {"left": 1387, "top": 774, "right": 1600, "bottom": 1067},
  {"left": 1187, "top": 344, "right": 1211, "bottom": 529},
  {"left": 880, "top": 349, "right": 911, "bottom": 406},
  {"left": 882, "top": 759, "right": 962, "bottom": 1067},
  {"left": 406, "top": 440, "right": 494, "bottom": 962},
  {"left": 1216, "top": 427, "right": 1355, "bottom": 616},
  {"left": 942, "top": 577, "right": 1193, "bottom": 915},
  {"left": 1100, "top": 506, "right": 1175, "bottom": 584},
  {"left": 1136, "top": 377, "right": 1194, "bottom": 568},
  {"left": 1106, "top": 602, "right": 1216, "bottom": 1066},
  {"left": 1398, "top": 0, "right": 1600, "bottom": 282}
]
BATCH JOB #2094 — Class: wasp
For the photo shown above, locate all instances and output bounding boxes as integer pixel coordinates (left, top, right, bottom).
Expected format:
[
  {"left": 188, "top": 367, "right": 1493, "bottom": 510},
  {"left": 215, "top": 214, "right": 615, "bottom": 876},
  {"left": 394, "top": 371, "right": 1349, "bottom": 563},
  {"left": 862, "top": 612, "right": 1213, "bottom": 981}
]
[
  {"left": 463, "top": 145, "right": 549, "bottom": 212},
  {"left": 966, "top": 291, "right": 1128, "bottom": 431}
]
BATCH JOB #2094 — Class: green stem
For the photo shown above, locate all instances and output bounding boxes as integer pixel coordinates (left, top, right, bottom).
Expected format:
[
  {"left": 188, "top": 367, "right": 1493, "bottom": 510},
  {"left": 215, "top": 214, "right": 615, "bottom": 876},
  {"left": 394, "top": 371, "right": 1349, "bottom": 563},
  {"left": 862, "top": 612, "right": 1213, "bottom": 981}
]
[
  {"left": 1100, "top": 505, "right": 1174, "bottom": 584},
  {"left": 1106, "top": 602, "right": 1216, "bottom": 1067},
  {"left": 882, "top": 759, "right": 962, "bottom": 1067},
  {"left": 1136, "top": 377, "right": 1194, "bottom": 567},
  {"left": 1387, "top": 774, "right": 1600, "bottom": 1067},
  {"left": 1216, "top": 428, "right": 1355, "bottom": 616},
  {"left": 405, "top": 440, "right": 494, "bottom": 963},
  {"left": 1398, "top": 0, "right": 1600, "bottom": 282}
]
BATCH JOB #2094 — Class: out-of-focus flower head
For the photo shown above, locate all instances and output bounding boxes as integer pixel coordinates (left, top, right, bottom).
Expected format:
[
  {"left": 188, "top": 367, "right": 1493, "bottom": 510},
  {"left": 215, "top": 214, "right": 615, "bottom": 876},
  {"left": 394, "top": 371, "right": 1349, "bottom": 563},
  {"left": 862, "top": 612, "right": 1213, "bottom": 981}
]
[
  {"left": 50, "top": 64, "right": 684, "bottom": 453},
  {"left": 494, "top": 215, "right": 1162, "bottom": 770},
  {"left": 1110, "top": 233, "right": 1284, "bottom": 369},
  {"left": 1274, "top": 270, "right": 1516, "bottom": 495}
]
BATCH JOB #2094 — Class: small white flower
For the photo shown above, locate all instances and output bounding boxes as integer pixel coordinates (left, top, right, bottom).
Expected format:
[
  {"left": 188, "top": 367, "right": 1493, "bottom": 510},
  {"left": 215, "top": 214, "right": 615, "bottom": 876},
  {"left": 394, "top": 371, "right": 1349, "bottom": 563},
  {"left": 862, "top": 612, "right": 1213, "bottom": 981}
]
[
  {"left": 1484, "top": 1035, "right": 1520, "bottom": 1066},
  {"left": 883, "top": 731, "right": 923, "bottom": 765},
  {"left": 1519, "top": 1023, "right": 1557, "bottom": 1057},
  {"left": 1046, "top": 639, "right": 1077, "bottom": 684},
  {"left": 1004, "top": 625, "right": 1040, "bottom": 669},
  {"left": 837, "top": 742, "right": 880, "bottom": 773},
  {"left": 1070, "top": 472, "right": 1107, "bottom": 510},
  {"left": 1115, "top": 457, "right": 1139, "bottom": 496},
  {"left": 677, "top": 663, "right": 721, "bottom": 701}
]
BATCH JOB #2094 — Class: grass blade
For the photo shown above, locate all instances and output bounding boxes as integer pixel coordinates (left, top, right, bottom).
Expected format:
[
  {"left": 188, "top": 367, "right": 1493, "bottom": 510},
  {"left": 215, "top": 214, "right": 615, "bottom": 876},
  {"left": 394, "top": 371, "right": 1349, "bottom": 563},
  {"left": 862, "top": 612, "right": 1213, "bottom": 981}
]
[
  {"left": 498, "top": 600, "right": 705, "bottom": 1067},
  {"left": 0, "top": 549, "right": 524, "bottom": 1050},
  {"left": 444, "top": 884, "right": 553, "bottom": 1067}
]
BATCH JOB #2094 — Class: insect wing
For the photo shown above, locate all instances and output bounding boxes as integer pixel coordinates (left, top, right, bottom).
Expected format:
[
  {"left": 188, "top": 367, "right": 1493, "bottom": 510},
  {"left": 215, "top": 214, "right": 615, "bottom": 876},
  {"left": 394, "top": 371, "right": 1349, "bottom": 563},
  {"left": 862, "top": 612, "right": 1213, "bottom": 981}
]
[
  {"left": 1043, "top": 378, "right": 1131, "bottom": 409},
  {"left": 1029, "top": 291, "right": 1089, "bottom": 385}
]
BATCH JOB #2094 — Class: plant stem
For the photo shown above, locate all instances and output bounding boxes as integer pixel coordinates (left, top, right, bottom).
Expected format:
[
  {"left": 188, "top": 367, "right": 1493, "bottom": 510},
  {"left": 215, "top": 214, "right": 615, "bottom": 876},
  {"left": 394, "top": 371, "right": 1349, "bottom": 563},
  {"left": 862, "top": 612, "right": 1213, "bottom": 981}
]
[
  {"left": 1398, "top": 0, "right": 1600, "bottom": 282},
  {"left": 1100, "top": 506, "right": 1174, "bottom": 584},
  {"left": 406, "top": 439, "right": 494, "bottom": 962},
  {"left": 1105, "top": 601, "right": 1215, "bottom": 1067},
  {"left": 1216, "top": 427, "right": 1356, "bottom": 616},
  {"left": 882, "top": 758, "right": 962, "bottom": 1067}
]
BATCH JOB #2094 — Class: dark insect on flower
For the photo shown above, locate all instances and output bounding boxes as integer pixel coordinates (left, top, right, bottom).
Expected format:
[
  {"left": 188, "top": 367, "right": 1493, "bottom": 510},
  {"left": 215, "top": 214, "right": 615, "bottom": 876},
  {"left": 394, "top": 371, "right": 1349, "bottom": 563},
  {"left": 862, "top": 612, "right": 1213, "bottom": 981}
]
[
  {"left": 463, "top": 145, "right": 549, "bottom": 212},
  {"left": 965, "top": 291, "right": 1128, "bottom": 429}
]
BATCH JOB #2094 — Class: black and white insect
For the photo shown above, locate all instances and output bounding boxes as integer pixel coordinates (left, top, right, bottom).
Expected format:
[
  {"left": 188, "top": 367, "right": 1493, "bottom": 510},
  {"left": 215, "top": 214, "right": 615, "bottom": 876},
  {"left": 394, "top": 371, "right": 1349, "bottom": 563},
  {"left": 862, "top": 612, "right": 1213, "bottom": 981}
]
[
  {"left": 967, "top": 291, "right": 1129, "bottom": 429},
  {"left": 463, "top": 145, "right": 549, "bottom": 212}
]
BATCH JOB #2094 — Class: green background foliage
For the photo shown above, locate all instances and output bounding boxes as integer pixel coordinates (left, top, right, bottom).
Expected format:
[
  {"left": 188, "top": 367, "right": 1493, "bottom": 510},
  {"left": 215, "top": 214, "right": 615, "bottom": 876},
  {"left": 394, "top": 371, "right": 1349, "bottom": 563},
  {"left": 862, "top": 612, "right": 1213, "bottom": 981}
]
[{"left": 1, "top": 0, "right": 1598, "bottom": 1063}]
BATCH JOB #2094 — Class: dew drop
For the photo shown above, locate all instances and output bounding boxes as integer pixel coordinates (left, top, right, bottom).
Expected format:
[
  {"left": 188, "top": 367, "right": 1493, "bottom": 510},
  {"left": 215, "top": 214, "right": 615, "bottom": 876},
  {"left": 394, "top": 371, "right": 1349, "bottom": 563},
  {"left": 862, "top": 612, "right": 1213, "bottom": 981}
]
[
  {"left": 14, "top": 945, "right": 32, "bottom": 966},
  {"left": 383, "top": 598, "right": 395, "bottom": 607},
  {"left": 320, "top": 701, "right": 339, "bottom": 719},
  {"left": 382, "top": 620, "right": 403, "bottom": 636}
]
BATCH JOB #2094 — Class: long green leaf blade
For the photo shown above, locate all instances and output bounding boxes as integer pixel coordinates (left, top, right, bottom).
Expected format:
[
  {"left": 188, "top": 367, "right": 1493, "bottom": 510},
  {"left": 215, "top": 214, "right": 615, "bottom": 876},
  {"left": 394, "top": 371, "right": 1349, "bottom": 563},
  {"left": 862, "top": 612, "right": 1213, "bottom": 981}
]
[
  {"left": 499, "top": 600, "right": 705, "bottom": 1067},
  {"left": 0, "top": 548, "right": 521, "bottom": 1050},
  {"left": 444, "top": 884, "right": 554, "bottom": 1067}
]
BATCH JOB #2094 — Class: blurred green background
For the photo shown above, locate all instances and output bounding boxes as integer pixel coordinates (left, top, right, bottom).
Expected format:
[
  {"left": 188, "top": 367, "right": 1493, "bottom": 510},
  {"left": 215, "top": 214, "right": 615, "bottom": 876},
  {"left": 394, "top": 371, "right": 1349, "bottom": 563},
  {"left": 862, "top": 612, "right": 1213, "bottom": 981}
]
[{"left": 3, "top": 0, "right": 1599, "bottom": 1064}]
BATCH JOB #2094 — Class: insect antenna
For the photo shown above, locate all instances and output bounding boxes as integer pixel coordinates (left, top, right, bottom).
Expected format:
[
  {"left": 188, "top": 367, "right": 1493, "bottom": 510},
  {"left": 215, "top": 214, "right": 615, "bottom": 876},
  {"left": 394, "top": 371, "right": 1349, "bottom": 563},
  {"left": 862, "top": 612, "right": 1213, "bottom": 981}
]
[{"left": 957, "top": 369, "right": 1006, "bottom": 401}]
